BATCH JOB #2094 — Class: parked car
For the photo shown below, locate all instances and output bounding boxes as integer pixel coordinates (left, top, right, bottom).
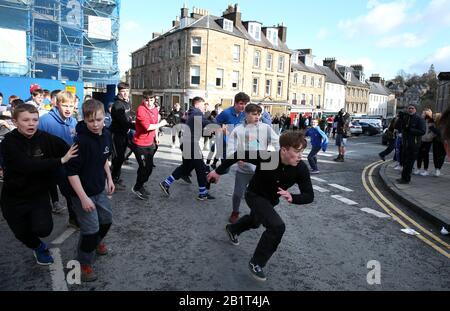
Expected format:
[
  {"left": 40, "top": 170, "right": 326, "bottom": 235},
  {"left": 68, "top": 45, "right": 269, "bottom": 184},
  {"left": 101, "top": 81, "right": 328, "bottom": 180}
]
[
  {"left": 358, "top": 122, "right": 381, "bottom": 136},
  {"left": 349, "top": 121, "right": 363, "bottom": 136}
]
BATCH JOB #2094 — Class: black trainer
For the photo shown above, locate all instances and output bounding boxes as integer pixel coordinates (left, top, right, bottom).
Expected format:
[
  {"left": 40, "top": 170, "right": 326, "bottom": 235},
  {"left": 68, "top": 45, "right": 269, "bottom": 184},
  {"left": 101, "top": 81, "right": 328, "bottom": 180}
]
[
  {"left": 132, "top": 187, "right": 149, "bottom": 200},
  {"left": 248, "top": 261, "right": 267, "bottom": 282},
  {"left": 159, "top": 181, "right": 170, "bottom": 197},
  {"left": 225, "top": 224, "right": 239, "bottom": 246},
  {"left": 197, "top": 193, "right": 215, "bottom": 201}
]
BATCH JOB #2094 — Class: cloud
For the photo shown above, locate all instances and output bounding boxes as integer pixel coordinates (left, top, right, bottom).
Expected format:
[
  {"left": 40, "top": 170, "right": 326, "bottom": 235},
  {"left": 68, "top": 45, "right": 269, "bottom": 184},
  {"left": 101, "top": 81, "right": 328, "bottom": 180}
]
[
  {"left": 317, "top": 28, "right": 329, "bottom": 40},
  {"left": 338, "top": 1, "right": 410, "bottom": 38},
  {"left": 367, "top": 0, "right": 380, "bottom": 9},
  {"left": 408, "top": 45, "right": 450, "bottom": 74},
  {"left": 420, "top": 0, "right": 450, "bottom": 27},
  {"left": 339, "top": 57, "right": 376, "bottom": 72},
  {"left": 376, "top": 33, "right": 427, "bottom": 48},
  {"left": 122, "top": 21, "right": 143, "bottom": 32}
]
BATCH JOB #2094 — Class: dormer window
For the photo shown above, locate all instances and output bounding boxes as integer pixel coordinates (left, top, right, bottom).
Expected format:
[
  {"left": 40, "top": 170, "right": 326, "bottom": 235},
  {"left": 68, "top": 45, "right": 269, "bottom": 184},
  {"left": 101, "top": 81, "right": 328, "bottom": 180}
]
[
  {"left": 345, "top": 71, "right": 351, "bottom": 81},
  {"left": 248, "top": 22, "right": 261, "bottom": 41},
  {"left": 267, "top": 28, "right": 278, "bottom": 46},
  {"left": 360, "top": 73, "right": 365, "bottom": 83},
  {"left": 223, "top": 18, "right": 233, "bottom": 32}
]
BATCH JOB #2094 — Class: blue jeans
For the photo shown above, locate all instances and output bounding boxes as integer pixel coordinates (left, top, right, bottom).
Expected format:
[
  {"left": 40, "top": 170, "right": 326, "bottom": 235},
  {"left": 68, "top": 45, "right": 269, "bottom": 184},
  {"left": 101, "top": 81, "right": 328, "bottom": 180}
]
[
  {"left": 308, "top": 146, "right": 322, "bottom": 171},
  {"left": 71, "top": 191, "right": 112, "bottom": 265}
]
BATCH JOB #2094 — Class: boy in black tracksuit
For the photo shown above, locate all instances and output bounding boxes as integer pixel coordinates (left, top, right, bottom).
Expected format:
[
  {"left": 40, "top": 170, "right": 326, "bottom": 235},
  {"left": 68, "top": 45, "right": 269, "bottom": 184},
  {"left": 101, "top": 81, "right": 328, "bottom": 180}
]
[
  {"left": 1, "top": 104, "right": 77, "bottom": 265},
  {"left": 207, "top": 131, "right": 314, "bottom": 281},
  {"left": 398, "top": 104, "right": 426, "bottom": 184},
  {"left": 66, "top": 99, "right": 114, "bottom": 282},
  {"left": 110, "top": 82, "right": 134, "bottom": 187}
]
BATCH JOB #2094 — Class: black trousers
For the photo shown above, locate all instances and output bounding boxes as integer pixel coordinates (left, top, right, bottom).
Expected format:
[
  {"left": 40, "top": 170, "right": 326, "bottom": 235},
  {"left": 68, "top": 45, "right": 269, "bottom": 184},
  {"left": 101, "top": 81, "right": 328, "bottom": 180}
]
[
  {"left": 111, "top": 133, "right": 128, "bottom": 182},
  {"left": 417, "top": 141, "right": 432, "bottom": 170},
  {"left": 401, "top": 143, "right": 420, "bottom": 182},
  {"left": 380, "top": 138, "right": 395, "bottom": 158},
  {"left": 133, "top": 143, "right": 157, "bottom": 189},
  {"left": 433, "top": 140, "right": 446, "bottom": 170},
  {"left": 172, "top": 157, "right": 208, "bottom": 188},
  {"left": 2, "top": 195, "right": 53, "bottom": 249},
  {"left": 229, "top": 191, "right": 286, "bottom": 267}
]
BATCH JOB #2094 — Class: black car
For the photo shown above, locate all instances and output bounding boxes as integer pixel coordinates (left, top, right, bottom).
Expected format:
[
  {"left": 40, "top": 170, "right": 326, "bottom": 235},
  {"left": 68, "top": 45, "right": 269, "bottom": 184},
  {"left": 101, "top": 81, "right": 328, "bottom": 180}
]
[{"left": 358, "top": 122, "right": 381, "bottom": 136}]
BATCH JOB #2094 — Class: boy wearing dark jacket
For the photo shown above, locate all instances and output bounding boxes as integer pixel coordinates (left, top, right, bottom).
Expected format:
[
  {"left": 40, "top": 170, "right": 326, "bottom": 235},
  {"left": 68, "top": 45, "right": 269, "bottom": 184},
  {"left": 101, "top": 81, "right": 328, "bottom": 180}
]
[
  {"left": 1, "top": 104, "right": 77, "bottom": 265},
  {"left": 66, "top": 99, "right": 114, "bottom": 282},
  {"left": 110, "top": 82, "right": 134, "bottom": 188}
]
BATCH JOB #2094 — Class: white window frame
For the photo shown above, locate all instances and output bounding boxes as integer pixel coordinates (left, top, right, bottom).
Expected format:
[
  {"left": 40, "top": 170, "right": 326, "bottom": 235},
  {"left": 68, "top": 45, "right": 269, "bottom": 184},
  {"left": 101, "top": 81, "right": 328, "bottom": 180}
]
[
  {"left": 294, "top": 73, "right": 298, "bottom": 84},
  {"left": 233, "top": 45, "right": 240, "bottom": 62},
  {"left": 265, "top": 79, "right": 272, "bottom": 96},
  {"left": 191, "top": 37, "right": 202, "bottom": 55},
  {"left": 278, "top": 55, "right": 284, "bottom": 72},
  {"left": 223, "top": 18, "right": 233, "bottom": 32},
  {"left": 267, "top": 53, "right": 273, "bottom": 70},
  {"left": 232, "top": 71, "right": 240, "bottom": 89},
  {"left": 277, "top": 80, "right": 283, "bottom": 97},
  {"left": 190, "top": 66, "right": 200, "bottom": 86},
  {"left": 254, "top": 50, "right": 261, "bottom": 68},
  {"left": 252, "top": 77, "right": 259, "bottom": 95},
  {"left": 248, "top": 22, "right": 261, "bottom": 41},
  {"left": 216, "top": 68, "right": 224, "bottom": 88},
  {"left": 168, "top": 68, "right": 172, "bottom": 86}
]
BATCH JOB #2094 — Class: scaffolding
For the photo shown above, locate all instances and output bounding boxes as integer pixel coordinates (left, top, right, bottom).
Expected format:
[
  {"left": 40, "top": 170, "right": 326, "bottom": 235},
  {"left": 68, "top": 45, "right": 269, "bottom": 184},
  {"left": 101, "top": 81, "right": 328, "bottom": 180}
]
[{"left": 0, "top": 0, "right": 120, "bottom": 89}]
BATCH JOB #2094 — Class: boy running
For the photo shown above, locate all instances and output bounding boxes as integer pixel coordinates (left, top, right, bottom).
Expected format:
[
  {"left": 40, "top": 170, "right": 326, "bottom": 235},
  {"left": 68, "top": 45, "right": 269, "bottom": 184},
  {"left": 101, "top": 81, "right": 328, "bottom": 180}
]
[{"left": 65, "top": 99, "right": 114, "bottom": 282}]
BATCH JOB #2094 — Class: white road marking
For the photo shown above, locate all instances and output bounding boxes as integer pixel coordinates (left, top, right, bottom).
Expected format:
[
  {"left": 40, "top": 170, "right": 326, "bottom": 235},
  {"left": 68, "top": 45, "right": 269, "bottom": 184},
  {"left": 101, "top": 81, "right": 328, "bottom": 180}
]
[
  {"left": 49, "top": 248, "right": 68, "bottom": 291},
  {"left": 328, "top": 184, "right": 354, "bottom": 192},
  {"left": 313, "top": 185, "right": 330, "bottom": 193},
  {"left": 52, "top": 228, "right": 77, "bottom": 245},
  {"left": 360, "top": 208, "right": 391, "bottom": 219},
  {"left": 310, "top": 176, "right": 327, "bottom": 183},
  {"left": 331, "top": 195, "right": 359, "bottom": 205}
]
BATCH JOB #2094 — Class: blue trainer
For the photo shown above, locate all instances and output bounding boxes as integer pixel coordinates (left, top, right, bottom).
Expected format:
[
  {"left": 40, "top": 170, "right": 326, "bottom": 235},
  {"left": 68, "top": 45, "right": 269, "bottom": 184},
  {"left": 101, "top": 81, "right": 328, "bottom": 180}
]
[{"left": 33, "top": 242, "right": 54, "bottom": 266}]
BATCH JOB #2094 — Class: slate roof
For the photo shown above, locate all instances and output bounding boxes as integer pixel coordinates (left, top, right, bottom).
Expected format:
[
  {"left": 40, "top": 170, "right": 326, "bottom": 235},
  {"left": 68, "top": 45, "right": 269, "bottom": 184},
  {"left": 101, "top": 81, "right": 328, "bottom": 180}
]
[
  {"left": 336, "top": 65, "right": 368, "bottom": 87},
  {"left": 367, "top": 81, "right": 390, "bottom": 96},
  {"left": 291, "top": 61, "right": 323, "bottom": 75},
  {"left": 146, "top": 15, "right": 291, "bottom": 54},
  {"left": 315, "top": 65, "right": 345, "bottom": 85}
]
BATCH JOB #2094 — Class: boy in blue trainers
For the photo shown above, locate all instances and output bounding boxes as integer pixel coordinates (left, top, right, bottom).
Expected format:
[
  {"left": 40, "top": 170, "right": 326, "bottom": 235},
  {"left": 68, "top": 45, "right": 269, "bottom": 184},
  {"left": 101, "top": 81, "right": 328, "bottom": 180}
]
[
  {"left": 0, "top": 104, "right": 78, "bottom": 265},
  {"left": 65, "top": 99, "right": 114, "bottom": 282}
]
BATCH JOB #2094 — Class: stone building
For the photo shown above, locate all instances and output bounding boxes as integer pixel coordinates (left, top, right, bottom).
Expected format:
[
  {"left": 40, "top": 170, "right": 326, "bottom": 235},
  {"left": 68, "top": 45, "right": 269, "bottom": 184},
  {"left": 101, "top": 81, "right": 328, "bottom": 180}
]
[
  {"left": 130, "top": 4, "right": 291, "bottom": 114},
  {"left": 436, "top": 72, "right": 450, "bottom": 113}
]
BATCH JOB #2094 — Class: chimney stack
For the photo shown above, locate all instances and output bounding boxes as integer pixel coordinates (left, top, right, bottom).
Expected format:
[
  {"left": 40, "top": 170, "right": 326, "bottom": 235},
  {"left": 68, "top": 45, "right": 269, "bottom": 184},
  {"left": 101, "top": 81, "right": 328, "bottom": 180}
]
[
  {"left": 323, "top": 58, "right": 337, "bottom": 71},
  {"left": 222, "top": 3, "right": 241, "bottom": 25},
  {"left": 181, "top": 6, "right": 188, "bottom": 19},
  {"left": 277, "top": 23, "right": 287, "bottom": 43},
  {"left": 369, "top": 74, "right": 382, "bottom": 84},
  {"left": 152, "top": 32, "right": 161, "bottom": 39}
]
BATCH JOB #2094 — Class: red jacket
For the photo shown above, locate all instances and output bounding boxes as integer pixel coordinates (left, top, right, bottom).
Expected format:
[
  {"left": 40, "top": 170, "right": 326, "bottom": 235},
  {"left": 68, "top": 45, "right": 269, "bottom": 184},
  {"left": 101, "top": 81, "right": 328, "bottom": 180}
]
[{"left": 133, "top": 103, "right": 159, "bottom": 147}]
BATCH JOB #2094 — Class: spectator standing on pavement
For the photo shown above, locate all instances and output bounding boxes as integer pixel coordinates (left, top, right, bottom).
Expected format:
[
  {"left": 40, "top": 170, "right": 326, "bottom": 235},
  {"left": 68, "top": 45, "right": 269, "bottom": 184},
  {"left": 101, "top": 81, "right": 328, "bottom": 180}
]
[
  {"left": 167, "top": 102, "right": 183, "bottom": 148},
  {"left": 65, "top": 99, "right": 114, "bottom": 282},
  {"left": 326, "top": 115, "right": 334, "bottom": 136},
  {"left": 38, "top": 91, "right": 79, "bottom": 227},
  {"left": 397, "top": 103, "right": 426, "bottom": 184},
  {"left": 207, "top": 131, "right": 314, "bottom": 282},
  {"left": 333, "top": 109, "right": 347, "bottom": 162},
  {"left": 1, "top": 104, "right": 77, "bottom": 265},
  {"left": 131, "top": 91, "right": 167, "bottom": 200},
  {"left": 159, "top": 97, "right": 217, "bottom": 201},
  {"left": 430, "top": 113, "right": 446, "bottom": 177},
  {"left": 110, "top": 82, "right": 134, "bottom": 190},
  {"left": 415, "top": 108, "right": 435, "bottom": 176},
  {"left": 305, "top": 119, "right": 329, "bottom": 173},
  {"left": 378, "top": 117, "right": 397, "bottom": 161},
  {"left": 227, "top": 103, "right": 279, "bottom": 224},
  {"left": 393, "top": 111, "right": 405, "bottom": 170}
]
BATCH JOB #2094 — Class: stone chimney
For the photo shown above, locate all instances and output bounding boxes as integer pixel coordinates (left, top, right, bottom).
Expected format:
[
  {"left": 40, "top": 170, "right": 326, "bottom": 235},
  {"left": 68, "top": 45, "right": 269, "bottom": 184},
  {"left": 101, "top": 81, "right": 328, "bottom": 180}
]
[
  {"left": 191, "top": 7, "right": 209, "bottom": 19},
  {"left": 172, "top": 16, "right": 180, "bottom": 28},
  {"left": 222, "top": 3, "right": 241, "bottom": 25},
  {"left": 181, "top": 6, "right": 188, "bottom": 19},
  {"left": 152, "top": 32, "right": 161, "bottom": 39},
  {"left": 323, "top": 58, "right": 337, "bottom": 71},
  {"left": 351, "top": 64, "right": 364, "bottom": 80},
  {"left": 351, "top": 64, "right": 364, "bottom": 72},
  {"left": 278, "top": 23, "right": 287, "bottom": 43},
  {"left": 369, "top": 74, "right": 382, "bottom": 83}
]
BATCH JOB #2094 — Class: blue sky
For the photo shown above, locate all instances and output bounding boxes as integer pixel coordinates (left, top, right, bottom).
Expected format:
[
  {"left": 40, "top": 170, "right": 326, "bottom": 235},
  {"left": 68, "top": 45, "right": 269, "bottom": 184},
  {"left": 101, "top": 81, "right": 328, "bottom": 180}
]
[{"left": 119, "top": 0, "right": 450, "bottom": 79}]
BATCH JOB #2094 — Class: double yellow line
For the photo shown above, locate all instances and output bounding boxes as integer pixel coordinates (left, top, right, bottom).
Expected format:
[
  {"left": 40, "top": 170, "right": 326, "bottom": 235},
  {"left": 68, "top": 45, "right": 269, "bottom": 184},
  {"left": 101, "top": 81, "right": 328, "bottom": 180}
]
[{"left": 362, "top": 161, "right": 450, "bottom": 259}]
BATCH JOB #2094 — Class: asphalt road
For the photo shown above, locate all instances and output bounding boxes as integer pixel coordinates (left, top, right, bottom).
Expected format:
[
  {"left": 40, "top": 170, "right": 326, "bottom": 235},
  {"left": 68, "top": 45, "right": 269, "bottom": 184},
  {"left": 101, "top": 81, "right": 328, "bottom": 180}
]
[{"left": 1, "top": 131, "right": 449, "bottom": 291}]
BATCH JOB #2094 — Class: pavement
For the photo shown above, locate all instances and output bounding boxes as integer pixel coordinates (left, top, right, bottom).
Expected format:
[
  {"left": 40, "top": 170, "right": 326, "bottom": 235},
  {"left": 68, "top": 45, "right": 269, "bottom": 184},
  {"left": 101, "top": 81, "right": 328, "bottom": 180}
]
[{"left": 379, "top": 160, "right": 450, "bottom": 228}]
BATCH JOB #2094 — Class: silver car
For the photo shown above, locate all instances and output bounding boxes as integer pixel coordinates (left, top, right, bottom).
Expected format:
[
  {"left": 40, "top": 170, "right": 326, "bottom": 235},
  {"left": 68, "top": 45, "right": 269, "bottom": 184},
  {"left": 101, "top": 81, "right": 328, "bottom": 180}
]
[{"left": 349, "top": 121, "right": 363, "bottom": 136}]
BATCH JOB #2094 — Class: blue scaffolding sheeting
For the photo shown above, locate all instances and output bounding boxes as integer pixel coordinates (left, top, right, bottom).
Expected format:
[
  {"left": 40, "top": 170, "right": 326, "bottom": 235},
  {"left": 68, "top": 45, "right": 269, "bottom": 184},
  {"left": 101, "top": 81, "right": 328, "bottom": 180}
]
[{"left": 0, "top": 0, "right": 120, "bottom": 88}]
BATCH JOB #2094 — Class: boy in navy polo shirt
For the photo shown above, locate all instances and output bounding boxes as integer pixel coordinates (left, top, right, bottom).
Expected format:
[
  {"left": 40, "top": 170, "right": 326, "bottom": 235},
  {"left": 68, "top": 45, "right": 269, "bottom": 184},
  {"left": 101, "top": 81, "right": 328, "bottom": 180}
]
[{"left": 66, "top": 99, "right": 114, "bottom": 282}]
